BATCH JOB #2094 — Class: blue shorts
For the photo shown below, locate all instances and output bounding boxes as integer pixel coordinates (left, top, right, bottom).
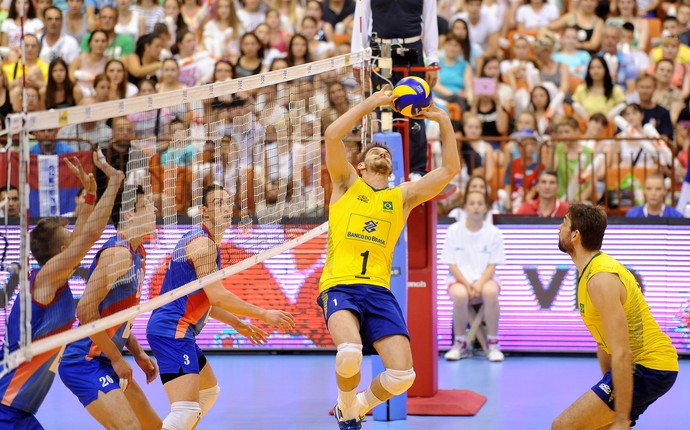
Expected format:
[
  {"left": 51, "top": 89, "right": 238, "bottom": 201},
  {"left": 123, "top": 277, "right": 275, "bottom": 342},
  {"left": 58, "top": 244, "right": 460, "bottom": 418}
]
[
  {"left": 591, "top": 363, "right": 677, "bottom": 426},
  {"left": 0, "top": 403, "right": 43, "bottom": 429},
  {"left": 146, "top": 334, "right": 206, "bottom": 377},
  {"left": 317, "top": 284, "right": 409, "bottom": 354},
  {"left": 58, "top": 358, "right": 121, "bottom": 407}
]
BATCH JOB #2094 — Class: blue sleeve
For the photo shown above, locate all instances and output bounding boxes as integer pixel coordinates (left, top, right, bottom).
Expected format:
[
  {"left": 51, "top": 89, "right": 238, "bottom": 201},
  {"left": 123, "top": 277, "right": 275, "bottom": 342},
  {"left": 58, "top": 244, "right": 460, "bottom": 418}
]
[{"left": 664, "top": 207, "right": 685, "bottom": 218}]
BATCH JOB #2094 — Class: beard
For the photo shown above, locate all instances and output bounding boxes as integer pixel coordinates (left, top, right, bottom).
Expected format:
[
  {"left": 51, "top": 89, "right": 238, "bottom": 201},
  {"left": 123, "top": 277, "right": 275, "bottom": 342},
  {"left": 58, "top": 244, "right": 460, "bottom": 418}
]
[
  {"left": 369, "top": 158, "right": 392, "bottom": 176},
  {"left": 558, "top": 237, "right": 574, "bottom": 254}
]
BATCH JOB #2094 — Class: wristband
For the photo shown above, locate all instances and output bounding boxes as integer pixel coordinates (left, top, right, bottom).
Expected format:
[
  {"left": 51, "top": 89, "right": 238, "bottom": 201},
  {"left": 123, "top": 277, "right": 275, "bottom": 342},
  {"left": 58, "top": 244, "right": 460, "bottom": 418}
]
[{"left": 84, "top": 193, "right": 96, "bottom": 205}]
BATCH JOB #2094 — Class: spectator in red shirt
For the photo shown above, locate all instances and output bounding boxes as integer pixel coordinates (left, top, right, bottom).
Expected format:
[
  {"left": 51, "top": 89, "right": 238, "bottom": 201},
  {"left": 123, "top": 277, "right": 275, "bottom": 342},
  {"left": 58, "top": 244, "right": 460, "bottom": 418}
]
[{"left": 516, "top": 169, "right": 569, "bottom": 217}]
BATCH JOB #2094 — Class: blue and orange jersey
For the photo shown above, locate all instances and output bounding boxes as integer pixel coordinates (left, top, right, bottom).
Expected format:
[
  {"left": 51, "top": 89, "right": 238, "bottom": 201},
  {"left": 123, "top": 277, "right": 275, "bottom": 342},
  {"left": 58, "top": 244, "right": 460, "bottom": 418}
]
[
  {"left": 0, "top": 268, "right": 76, "bottom": 414},
  {"left": 147, "top": 225, "right": 221, "bottom": 340},
  {"left": 62, "top": 235, "right": 146, "bottom": 363}
]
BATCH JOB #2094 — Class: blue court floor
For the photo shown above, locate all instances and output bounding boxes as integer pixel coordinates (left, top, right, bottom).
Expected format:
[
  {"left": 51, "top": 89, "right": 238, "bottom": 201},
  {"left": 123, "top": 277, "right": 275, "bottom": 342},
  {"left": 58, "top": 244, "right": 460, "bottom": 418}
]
[{"left": 37, "top": 354, "right": 689, "bottom": 429}]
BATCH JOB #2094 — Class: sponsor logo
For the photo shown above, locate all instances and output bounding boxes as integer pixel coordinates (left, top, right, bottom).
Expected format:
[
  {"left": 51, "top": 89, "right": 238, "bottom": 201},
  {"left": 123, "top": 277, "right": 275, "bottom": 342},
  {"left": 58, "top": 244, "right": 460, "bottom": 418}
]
[
  {"left": 383, "top": 201, "right": 393, "bottom": 211},
  {"left": 580, "top": 304, "right": 585, "bottom": 313},
  {"left": 84, "top": 106, "right": 91, "bottom": 121},
  {"left": 598, "top": 383, "right": 611, "bottom": 395},
  {"left": 408, "top": 281, "right": 427, "bottom": 288},
  {"left": 363, "top": 220, "right": 378, "bottom": 233},
  {"left": 346, "top": 231, "right": 385, "bottom": 245},
  {"left": 58, "top": 111, "right": 68, "bottom": 126},
  {"left": 357, "top": 195, "right": 369, "bottom": 204}
]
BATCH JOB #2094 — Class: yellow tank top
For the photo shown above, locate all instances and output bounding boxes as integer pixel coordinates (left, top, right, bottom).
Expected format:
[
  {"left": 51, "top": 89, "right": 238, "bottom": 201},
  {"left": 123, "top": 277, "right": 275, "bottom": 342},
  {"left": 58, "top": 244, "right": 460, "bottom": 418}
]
[
  {"left": 319, "top": 177, "right": 404, "bottom": 292},
  {"left": 578, "top": 252, "right": 678, "bottom": 371}
]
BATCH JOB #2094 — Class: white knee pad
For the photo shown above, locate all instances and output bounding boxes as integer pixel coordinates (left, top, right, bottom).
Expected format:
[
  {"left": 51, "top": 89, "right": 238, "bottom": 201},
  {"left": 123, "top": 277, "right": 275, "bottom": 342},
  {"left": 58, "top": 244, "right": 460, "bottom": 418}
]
[
  {"left": 379, "top": 368, "right": 416, "bottom": 396},
  {"left": 162, "top": 401, "right": 202, "bottom": 430},
  {"left": 199, "top": 385, "right": 220, "bottom": 416},
  {"left": 335, "top": 343, "right": 363, "bottom": 378}
]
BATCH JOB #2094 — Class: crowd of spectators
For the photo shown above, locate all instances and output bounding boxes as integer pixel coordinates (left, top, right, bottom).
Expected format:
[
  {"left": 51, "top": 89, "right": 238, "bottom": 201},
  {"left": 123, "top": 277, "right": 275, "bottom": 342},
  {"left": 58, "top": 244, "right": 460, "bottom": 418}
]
[{"left": 0, "top": 0, "right": 688, "bottom": 218}]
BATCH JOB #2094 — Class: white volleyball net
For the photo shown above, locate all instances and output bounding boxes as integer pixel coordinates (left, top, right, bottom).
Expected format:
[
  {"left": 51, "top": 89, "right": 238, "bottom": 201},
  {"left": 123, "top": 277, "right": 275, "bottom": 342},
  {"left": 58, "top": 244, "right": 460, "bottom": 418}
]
[{"left": 0, "top": 49, "right": 370, "bottom": 377}]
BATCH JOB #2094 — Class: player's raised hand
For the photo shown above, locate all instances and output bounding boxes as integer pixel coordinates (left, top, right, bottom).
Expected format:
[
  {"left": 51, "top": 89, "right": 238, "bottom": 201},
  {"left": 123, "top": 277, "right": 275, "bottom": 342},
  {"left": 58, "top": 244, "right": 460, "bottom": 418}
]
[
  {"left": 415, "top": 102, "right": 448, "bottom": 123},
  {"left": 262, "top": 310, "right": 295, "bottom": 331},
  {"left": 134, "top": 352, "right": 158, "bottom": 384},
  {"left": 92, "top": 148, "right": 124, "bottom": 182},
  {"left": 371, "top": 84, "right": 397, "bottom": 108},
  {"left": 65, "top": 156, "right": 96, "bottom": 195},
  {"left": 235, "top": 321, "right": 269, "bottom": 345}
]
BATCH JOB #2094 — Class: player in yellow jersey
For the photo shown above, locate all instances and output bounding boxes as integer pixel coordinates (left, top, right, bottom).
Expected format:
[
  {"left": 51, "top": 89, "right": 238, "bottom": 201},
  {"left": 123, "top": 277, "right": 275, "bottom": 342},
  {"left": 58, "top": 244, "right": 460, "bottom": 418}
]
[
  {"left": 317, "top": 87, "right": 460, "bottom": 430},
  {"left": 553, "top": 204, "right": 678, "bottom": 430}
]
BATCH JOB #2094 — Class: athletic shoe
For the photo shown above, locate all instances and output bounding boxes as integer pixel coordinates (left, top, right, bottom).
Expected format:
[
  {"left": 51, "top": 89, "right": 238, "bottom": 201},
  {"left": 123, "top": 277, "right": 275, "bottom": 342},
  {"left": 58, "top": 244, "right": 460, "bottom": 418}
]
[
  {"left": 487, "top": 341, "right": 505, "bottom": 362},
  {"left": 444, "top": 341, "right": 469, "bottom": 361},
  {"left": 333, "top": 404, "right": 362, "bottom": 430}
]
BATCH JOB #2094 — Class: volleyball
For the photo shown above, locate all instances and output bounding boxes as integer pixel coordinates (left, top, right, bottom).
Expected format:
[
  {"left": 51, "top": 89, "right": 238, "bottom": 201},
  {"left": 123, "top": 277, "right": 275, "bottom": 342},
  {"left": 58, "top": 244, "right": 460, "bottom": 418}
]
[{"left": 392, "top": 76, "right": 433, "bottom": 117}]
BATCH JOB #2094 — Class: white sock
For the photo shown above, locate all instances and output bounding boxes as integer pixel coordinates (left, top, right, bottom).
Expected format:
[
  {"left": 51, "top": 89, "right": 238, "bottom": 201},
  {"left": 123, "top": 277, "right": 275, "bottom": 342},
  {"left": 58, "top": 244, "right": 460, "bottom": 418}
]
[
  {"left": 356, "top": 387, "right": 383, "bottom": 417},
  {"left": 454, "top": 335, "right": 466, "bottom": 345},
  {"left": 487, "top": 335, "right": 498, "bottom": 343},
  {"left": 338, "top": 387, "right": 358, "bottom": 420}
]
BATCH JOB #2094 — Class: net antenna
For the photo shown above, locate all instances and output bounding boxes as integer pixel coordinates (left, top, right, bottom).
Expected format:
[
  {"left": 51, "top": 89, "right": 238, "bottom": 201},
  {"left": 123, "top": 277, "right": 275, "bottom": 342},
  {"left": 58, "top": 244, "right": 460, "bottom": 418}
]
[{"left": 1, "top": 49, "right": 371, "bottom": 377}]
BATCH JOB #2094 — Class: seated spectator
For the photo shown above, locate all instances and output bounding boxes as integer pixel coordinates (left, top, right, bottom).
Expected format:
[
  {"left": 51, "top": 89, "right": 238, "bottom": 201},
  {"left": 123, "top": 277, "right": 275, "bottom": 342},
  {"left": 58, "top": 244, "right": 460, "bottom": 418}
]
[
  {"left": 605, "top": 0, "right": 650, "bottom": 51},
  {"left": 548, "top": 117, "right": 594, "bottom": 201},
  {"left": 471, "top": 56, "right": 511, "bottom": 147},
  {"left": 123, "top": 33, "right": 163, "bottom": 87},
  {"left": 3, "top": 34, "right": 49, "bottom": 88},
  {"left": 40, "top": 58, "right": 82, "bottom": 110},
  {"left": 442, "top": 190, "right": 505, "bottom": 362},
  {"left": 612, "top": 103, "right": 661, "bottom": 167},
  {"left": 179, "top": 0, "right": 207, "bottom": 33},
  {"left": 0, "top": 185, "right": 19, "bottom": 218},
  {"left": 202, "top": 0, "right": 242, "bottom": 60},
  {"left": 64, "top": 0, "right": 91, "bottom": 44},
  {"left": 461, "top": 114, "right": 495, "bottom": 183},
  {"left": 69, "top": 29, "right": 108, "bottom": 96},
  {"left": 650, "top": 59, "right": 685, "bottom": 120},
  {"left": 265, "top": 8, "right": 291, "bottom": 54},
  {"left": 286, "top": 33, "right": 313, "bottom": 67},
  {"left": 449, "top": 18, "right": 482, "bottom": 69},
  {"left": 548, "top": 0, "right": 604, "bottom": 53},
  {"left": 452, "top": 0, "right": 500, "bottom": 61},
  {"left": 234, "top": 32, "right": 266, "bottom": 77},
  {"left": 127, "top": 78, "right": 172, "bottom": 140},
  {"left": 271, "top": 0, "right": 304, "bottom": 33},
  {"left": 572, "top": 57, "right": 626, "bottom": 119},
  {"left": 516, "top": 170, "right": 569, "bottom": 216},
  {"left": 174, "top": 31, "right": 216, "bottom": 86},
  {"left": 163, "top": 0, "right": 187, "bottom": 42},
  {"left": 515, "top": 0, "right": 559, "bottom": 31},
  {"left": 448, "top": 175, "right": 500, "bottom": 224},
  {"left": 0, "top": 69, "right": 11, "bottom": 122},
  {"left": 10, "top": 84, "right": 43, "bottom": 114},
  {"left": 649, "top": 17, "right": 690, "bottom": 65},
  {"left": 303, "top": 0, "right": 333, "bottom": 42},
  {"left": 0, "top": 0, "right": 44, "bottom": 58},
  {"left": 625, "top": 173, "right": 684, "bottom": 217},
  {"left": 301, "top": 16, "right": 334, "bottom": 60},
  {"left": 648, "top": 35, "right": 690, "bottom": 100},
  {"left": 503, "top": 129, "right": 543, "bottom": 211},
  {"left": 636, "top": 73, "right": 674, "bottom": 141},
  {"left": 115, "top": 0, "right": 145, "bottom": 41},
  {"left": 620, "top": 23, "right": 650, "bottom": 73},
  {"left": 552, "top": 26, "right": 591, "bottom": 81},
  {"left": 104, "top": 59, "right": 138, "bottom": 99},
  {"left": 254, "top": 23, "right": 288, "bottom": 67},
  {"left": 57, "top": 97, "right": 113, "bottom": 149},
  {"left": 532, "top": 34, "right": 570, "bottom": 97},
  {"left": 132, "top": 0, "right": 165, "bottom": 34},
  {"left": 39, "top": 6, "right": 81, "bottom": 64},
  {"left": 81, "top": 7, "right": 135, "bottom": 60},
  {"left": 435, "top": 33, "right": 473, "bottom": 111},
  {"left": 30, "top": 128, "right": 76, "bottom": 155},
  {"left": 597, "top": 24, "right": 637, "bottom": 94}
]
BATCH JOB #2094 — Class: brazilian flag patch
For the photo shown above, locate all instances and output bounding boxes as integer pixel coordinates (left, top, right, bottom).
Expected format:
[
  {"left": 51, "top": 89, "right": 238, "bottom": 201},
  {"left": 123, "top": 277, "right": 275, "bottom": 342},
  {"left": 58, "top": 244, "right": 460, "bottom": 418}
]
[{"left": 383, "top": 201, "right": 393, "bottom": 211}]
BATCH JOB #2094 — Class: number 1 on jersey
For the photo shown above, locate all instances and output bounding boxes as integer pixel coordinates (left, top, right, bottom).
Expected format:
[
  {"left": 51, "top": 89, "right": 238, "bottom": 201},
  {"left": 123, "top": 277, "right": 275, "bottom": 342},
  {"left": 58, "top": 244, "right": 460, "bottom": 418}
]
[{"left": 360, "top": 250, "right": 370, "bottom": 275}]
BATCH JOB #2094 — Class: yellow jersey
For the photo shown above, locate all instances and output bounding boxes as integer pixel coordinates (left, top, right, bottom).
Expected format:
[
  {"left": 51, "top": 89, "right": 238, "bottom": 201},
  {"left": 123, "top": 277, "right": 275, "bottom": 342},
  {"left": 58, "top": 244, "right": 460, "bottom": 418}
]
[
  {"left": 319, "top": 177, "right": 404, "bottom": 292},
  {"left": 577, "top": 252, "right": 678, "bottom": 372}
]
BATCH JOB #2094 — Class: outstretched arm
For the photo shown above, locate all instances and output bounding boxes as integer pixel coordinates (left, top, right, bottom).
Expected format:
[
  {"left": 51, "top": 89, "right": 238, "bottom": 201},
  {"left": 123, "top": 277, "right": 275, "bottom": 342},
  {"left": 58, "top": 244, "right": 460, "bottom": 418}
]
[
  {"left": 400, "top": 104, "right": 461, "bottom": 211},
  {"left": 324, "top": 88, "right": 396, "bottom": 188},
  {"left": 588, "top": 272, "right": 633, "bottom": 427},
  {"left": 209, "top": 307, "right": 269, "bottom": 345},
  {"left": 187, "top": 237, "right": 295, "bottom": 331},
  {"left": 34, "top": 152, "right": 124, "bottom": 305}
]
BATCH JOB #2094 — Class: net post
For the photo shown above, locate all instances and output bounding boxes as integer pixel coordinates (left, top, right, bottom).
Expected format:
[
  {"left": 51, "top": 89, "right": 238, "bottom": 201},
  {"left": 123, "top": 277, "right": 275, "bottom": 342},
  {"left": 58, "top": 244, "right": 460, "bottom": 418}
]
[{"left": 16, "top": 113, "right": 32, "bottom": 362}]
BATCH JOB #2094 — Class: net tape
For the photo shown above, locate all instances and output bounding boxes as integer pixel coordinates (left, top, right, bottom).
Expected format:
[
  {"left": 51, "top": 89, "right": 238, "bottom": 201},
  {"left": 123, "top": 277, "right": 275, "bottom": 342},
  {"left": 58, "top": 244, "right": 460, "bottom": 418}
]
[{"left": 6, "top": 49, "right": 371, "bottom": 133}]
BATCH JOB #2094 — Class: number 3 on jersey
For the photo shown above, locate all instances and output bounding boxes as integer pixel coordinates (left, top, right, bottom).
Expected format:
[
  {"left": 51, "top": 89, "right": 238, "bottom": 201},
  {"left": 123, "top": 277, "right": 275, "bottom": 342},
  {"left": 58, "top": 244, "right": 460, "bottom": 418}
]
[{"left": 183, "top": 354, "right": 190, "bottom": 366}]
